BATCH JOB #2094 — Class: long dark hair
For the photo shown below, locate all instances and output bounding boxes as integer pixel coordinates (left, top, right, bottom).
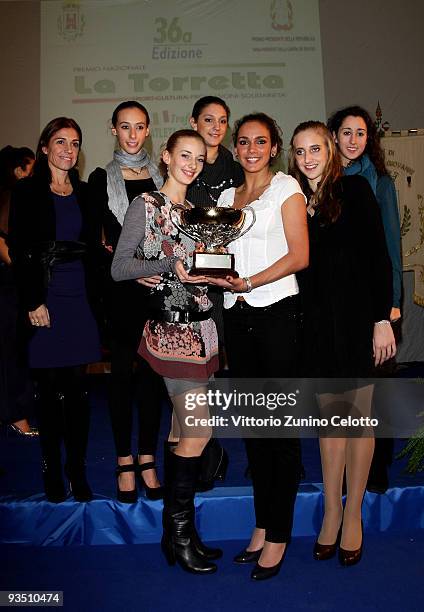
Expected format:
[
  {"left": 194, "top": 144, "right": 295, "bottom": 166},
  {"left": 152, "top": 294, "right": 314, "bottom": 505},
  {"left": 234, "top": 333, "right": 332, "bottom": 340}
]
[
  {"left": 327, "top": 105, "right": 387, "bottom": 176},
  {"left": 34, "top": 117, "right": 82, "bottom": 185},
  {"left": 0, "top": 146, "right": 35, "bottom": 189},
  {"left": 232, "top": 112, "right": 283, "bottom": 165},
  {"left": 288, "top": 121, "right": 343, "bottom": 224}
]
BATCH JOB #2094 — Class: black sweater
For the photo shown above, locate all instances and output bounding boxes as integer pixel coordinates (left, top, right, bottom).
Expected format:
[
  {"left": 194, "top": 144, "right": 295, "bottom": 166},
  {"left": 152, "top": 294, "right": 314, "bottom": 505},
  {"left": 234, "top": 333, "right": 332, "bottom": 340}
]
[{"left": 8, "top": 175, "right": 102, "bottom": 314}]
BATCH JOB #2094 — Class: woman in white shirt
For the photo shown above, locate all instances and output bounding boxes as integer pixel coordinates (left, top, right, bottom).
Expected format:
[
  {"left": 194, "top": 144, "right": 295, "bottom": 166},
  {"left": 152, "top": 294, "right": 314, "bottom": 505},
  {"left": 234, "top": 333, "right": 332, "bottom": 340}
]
[{"left": 210, "top": 113, "right": 309, "bottom": 580}]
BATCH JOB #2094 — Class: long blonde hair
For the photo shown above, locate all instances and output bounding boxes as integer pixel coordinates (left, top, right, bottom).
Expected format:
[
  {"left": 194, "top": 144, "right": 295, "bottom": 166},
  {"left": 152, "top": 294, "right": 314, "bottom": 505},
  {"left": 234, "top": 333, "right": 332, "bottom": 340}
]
[{"left": 288, "top": 121, "right": 343, "bottom": 224}]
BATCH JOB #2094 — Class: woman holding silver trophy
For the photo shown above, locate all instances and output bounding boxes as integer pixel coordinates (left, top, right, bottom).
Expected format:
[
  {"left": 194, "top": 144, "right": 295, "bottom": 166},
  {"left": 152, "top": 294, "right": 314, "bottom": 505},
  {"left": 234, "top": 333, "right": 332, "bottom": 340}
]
[
  {"left": 111, "top": 129, "right": 223, "bottom": 574},
  {"left": 209, "top": 113, "right": 309, "bottom": 580}
]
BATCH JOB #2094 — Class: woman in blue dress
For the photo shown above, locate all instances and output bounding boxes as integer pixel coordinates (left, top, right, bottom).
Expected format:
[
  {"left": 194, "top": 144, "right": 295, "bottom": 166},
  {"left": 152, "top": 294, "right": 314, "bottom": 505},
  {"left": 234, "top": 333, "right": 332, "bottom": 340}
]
[{"left": 9, "top": 117, "right": 101, "bottom": 502}]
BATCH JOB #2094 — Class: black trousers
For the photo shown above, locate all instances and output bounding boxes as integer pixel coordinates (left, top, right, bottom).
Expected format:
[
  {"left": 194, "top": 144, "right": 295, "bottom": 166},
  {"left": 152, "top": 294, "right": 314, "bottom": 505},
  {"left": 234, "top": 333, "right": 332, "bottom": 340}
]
[
  {"left": 108, "top": 325, "right": 166, "bottom": 458},
  {"left": 224, "top": 296, "right": 302, "bottom": 543}
]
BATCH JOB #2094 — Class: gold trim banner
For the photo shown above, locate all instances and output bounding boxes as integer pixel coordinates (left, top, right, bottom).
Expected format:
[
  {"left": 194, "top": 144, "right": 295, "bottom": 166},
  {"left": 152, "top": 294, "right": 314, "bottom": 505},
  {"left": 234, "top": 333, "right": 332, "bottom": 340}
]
[{"left": 382, "top": 135, "right": 424, "bottom": 307}]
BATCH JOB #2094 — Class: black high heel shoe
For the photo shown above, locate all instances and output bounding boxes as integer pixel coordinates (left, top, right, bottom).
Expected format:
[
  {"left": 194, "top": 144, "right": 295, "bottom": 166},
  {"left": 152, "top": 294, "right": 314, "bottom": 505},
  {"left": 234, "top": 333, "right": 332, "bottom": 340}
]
[
  {"left": 251, "top": 546, "right": 288, "bottom": 581},
  {"left": 3, "top": 423, "right": 39, "bottom": 438},
  {"left": 339, "top": 521, "right": 363, "bottom": 567},
  {"left": 313, "top": 524, "right": 342, "bottom": 561},
  {"left": 116, "top": 462, "right": 138, "bottom": 504},
  {"left": 136, "top": 461, "right": 164, "bottom": 501},
  {"left": 233, "top": 547, "right": 263, "bottom": 564}
]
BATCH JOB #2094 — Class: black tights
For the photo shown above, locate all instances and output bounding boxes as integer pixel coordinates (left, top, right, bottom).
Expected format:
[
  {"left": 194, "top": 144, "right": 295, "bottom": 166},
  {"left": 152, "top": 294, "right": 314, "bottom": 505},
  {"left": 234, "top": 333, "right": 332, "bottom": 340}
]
[{"left": 34, "top": 366, "right": 90, "bottom": 468}]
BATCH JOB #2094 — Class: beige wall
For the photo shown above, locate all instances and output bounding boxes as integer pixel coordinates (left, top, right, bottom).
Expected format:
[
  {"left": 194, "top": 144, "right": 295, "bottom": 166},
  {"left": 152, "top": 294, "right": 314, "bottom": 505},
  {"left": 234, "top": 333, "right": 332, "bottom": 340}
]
[
  {"left": 0, "top": 1, "right": 40, "bottom": 151},
  {"left": 320, "top": 0, "right": 424, "bottom": 128},
  {"left": 0, "top": 0, "right": 423, "bottom": 152}
]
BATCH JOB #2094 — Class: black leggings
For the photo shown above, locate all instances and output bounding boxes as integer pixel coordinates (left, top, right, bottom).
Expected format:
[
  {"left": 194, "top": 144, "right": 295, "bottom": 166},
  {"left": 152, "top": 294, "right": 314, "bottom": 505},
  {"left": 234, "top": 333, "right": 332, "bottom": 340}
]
[
  {"left": 108, "top": 330, "right": 166, "bottom": 457},
  {"left": 224, "top": 296, "right": 302, "bottom": 543}
]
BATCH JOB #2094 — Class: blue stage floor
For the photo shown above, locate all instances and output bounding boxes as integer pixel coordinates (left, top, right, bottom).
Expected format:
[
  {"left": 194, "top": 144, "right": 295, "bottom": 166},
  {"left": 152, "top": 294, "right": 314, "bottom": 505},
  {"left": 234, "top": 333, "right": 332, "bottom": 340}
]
[
  {"left": 1, "top": 375, "right": 423, "bottom": 546},
  {"left": 1, "top": 534, "right": 423, "bottom": 612}
]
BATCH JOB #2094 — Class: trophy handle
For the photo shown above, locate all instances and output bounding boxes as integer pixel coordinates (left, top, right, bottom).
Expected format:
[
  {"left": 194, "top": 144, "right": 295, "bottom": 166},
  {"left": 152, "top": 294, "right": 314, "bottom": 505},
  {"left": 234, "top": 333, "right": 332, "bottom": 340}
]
[{"left": 222, "top": 205, "right": 256, "bottom": 246}]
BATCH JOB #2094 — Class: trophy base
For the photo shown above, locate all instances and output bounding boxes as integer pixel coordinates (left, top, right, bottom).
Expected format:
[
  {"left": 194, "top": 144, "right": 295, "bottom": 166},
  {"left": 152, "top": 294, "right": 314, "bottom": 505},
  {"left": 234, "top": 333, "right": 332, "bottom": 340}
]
[{"left": 188, "top": 252, "right": 239, "bottom": 278}]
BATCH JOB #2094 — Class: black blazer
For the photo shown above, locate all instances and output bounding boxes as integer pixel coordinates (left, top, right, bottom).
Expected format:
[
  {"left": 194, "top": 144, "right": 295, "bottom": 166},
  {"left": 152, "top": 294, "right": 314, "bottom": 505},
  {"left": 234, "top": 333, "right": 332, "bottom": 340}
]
[{"left": 8, "top": 174, "right": 102, "bottom": 315}]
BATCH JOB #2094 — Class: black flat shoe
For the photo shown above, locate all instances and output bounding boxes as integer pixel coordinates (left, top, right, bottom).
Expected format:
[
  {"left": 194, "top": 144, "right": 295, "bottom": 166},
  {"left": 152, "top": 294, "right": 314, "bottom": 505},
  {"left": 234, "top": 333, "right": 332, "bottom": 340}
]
[
  {"left": 251, "top": 547, "right": 287, "bottom": 581},
  {"left": 313, "top": 525, "right": 342, "bottom": 561},
  {"left": 116, "top": 462, "right": 138, "bottom": 504},
  {"left": 339, "top": 521, "right": 363, "bottom": 567},
  {"left": 234, "top": 547, "right": 263, "bottom": 564},
  {"left": 136, "top": 461, "right": 164, "bottom": 501}
]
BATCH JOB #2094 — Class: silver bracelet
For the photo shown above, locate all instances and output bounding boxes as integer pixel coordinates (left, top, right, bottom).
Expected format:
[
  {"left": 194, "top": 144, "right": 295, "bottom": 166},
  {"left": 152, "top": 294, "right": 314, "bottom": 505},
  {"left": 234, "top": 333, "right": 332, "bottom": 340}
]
[
  {"left": 243, "top": 277, "right": 253, "bottom": 293},
  {"left": 375, "top": 320, "right": 391, "bottom": 326}
]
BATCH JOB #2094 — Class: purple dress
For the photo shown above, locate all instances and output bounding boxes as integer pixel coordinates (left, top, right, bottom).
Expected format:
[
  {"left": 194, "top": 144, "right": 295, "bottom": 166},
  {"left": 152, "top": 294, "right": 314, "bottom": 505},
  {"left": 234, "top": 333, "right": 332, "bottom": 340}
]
[{"left": 29, "top": 194, "right": 101, "bottom": 368}]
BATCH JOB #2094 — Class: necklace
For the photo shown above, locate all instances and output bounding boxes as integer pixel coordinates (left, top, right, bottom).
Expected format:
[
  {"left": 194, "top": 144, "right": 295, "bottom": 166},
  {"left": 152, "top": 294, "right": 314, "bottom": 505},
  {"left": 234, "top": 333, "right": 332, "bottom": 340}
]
[
  {"left": 50, "top": 182, "right": 72, "bottom": 196},
  {"left": 125, "top": 166, "right": 144, "bottom": 176}
]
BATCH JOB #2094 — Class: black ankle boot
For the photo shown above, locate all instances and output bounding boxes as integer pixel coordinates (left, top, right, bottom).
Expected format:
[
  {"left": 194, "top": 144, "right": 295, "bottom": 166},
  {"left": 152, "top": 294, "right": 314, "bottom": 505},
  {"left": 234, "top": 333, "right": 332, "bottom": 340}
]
[
  {"left": 162, "top": 452, "right": 217, "bottom": 574},
  {"left": 65, "top": 461, "right": 93, "bottom": 502},
  {"left": 41, "top": 458, "right": 67, "bottom": 503},
  {"left": 196, "top": 438, "right": 228, "bottom": 492}
]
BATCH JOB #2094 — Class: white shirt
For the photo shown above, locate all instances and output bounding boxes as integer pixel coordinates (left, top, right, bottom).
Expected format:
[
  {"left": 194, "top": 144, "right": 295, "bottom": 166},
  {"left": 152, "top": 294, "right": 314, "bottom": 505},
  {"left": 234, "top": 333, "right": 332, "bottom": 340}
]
[{"left": 217, "top": 171, "right": 306, "bottom": 308}]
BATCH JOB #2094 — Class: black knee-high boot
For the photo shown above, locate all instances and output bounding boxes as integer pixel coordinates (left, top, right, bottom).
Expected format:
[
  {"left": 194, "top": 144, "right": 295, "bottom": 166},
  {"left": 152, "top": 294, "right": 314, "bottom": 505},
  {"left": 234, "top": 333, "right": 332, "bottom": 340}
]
[
  {"left": 62, "top": 371, "right": 92, "bottom": 502},
  {"left": 161, "top": 451, "right": 218, "bottom": 573},
  {"left": 35, "top": 381, "right": 67, "bottom": 503},
  {"left": 163, "top": 442, "right": 222, "bottom": 562}
]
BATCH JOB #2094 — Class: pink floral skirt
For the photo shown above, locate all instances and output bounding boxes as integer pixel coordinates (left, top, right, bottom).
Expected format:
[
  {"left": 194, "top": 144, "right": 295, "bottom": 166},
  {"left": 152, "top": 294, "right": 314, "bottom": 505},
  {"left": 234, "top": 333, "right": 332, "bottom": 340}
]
[{"left": 138, "top": 317, "right": 219, "bottom": 379}]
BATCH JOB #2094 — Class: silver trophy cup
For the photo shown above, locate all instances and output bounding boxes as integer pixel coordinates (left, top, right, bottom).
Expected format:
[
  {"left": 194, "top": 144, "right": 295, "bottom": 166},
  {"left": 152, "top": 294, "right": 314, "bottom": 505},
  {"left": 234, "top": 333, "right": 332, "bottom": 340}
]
[{"left": 170, "top": 205, "right": 256, "bottom": 277}]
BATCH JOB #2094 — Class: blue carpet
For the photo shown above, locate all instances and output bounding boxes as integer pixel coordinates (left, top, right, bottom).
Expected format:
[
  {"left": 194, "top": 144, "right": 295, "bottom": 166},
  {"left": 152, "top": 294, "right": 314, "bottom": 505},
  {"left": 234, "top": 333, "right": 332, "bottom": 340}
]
[{"left": 1, "top": 534, "right": 423, "bottom": 612}]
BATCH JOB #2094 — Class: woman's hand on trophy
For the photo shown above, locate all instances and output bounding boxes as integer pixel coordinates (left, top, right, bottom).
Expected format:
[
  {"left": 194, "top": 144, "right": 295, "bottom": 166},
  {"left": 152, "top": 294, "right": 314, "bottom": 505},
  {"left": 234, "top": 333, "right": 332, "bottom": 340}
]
[
  {"left": 136, "top": 275, "right": 162, "bottom": 287},
  {"left": 205, "top": 275, "right": 247, "bottom": 292},
  {"left": 175, "top": 259, "right": 207, "bottom": 284}
]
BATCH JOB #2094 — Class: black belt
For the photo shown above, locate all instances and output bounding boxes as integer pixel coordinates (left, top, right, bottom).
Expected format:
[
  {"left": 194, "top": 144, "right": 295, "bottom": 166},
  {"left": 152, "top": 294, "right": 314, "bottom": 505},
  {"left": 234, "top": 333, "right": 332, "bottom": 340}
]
[
  {"left": 151, "top": 310, "right": 211, "bottom": 323},
  {"left": 29, "top": 240, "right": 87, "bottom": 286}
]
